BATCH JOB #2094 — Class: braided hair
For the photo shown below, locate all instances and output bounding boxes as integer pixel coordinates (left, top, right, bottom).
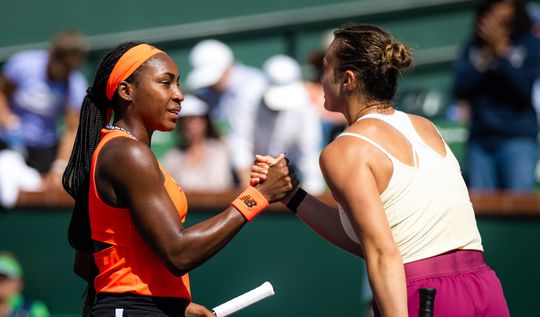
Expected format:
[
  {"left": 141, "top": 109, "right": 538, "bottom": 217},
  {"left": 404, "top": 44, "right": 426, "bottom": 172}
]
[{"left": 61, "top": 41, "right": 143, "bottom": 316}]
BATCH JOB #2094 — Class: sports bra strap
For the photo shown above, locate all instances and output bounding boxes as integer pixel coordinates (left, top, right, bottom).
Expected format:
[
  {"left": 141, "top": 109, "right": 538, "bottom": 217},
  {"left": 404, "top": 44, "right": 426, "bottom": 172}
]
[{"left": 338, "top": 132, "right": 396, "bottom": 163}]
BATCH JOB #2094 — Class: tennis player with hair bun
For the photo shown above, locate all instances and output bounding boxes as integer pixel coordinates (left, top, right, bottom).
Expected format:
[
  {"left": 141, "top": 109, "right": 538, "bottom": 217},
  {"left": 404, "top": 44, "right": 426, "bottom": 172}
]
[
  {"left": 252, "top": 23, "right": 509, "bottom": 317},
  {"left": 62, "top": 41, "right": 292, "bottom": 317}
]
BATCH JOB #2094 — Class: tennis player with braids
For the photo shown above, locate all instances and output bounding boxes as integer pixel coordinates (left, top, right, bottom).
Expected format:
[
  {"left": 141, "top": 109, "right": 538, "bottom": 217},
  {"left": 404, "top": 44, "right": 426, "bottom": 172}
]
[
  {"left": 252, "top": 24, "right": 509, "bottom": 317},
  {"left": 62, "top": 42, "right": 292, "bottom": 317}
]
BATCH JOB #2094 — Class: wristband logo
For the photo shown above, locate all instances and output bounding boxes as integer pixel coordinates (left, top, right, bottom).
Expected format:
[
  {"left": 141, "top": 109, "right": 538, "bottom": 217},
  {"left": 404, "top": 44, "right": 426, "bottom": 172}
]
[{"left": 239, "top": 195, "right": 257, "bottom": 208}]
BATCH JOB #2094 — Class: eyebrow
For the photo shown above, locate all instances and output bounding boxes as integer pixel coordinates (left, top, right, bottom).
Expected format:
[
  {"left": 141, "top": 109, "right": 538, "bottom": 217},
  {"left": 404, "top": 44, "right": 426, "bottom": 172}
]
[{"left": 160, "top": 72, "right": 178, "bottom": 80}]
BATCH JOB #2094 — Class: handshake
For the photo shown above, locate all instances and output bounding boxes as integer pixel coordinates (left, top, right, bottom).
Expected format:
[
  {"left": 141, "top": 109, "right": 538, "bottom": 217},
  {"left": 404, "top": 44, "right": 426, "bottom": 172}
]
[
  {"left": 231, "top": 153, "right": 307, "bottom": 223},
  {"left": 248, "top": 153, "right": 298, "bottom": 205}
]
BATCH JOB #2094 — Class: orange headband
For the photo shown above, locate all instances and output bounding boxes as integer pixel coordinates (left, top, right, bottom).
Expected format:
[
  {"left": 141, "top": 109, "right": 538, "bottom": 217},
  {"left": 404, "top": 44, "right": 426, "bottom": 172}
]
[{"left": 106, "top": 44, "right": 165, "bottom": 100}]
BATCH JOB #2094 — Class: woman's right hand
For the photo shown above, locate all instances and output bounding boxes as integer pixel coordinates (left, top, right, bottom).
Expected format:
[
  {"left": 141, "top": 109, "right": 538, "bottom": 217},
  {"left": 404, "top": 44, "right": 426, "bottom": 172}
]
[
  {"left": 250, "top": 154, "right": 276, "bottom": 186},
  {"left": 253, "top": 154, "right": 296, "bottom": 203}
]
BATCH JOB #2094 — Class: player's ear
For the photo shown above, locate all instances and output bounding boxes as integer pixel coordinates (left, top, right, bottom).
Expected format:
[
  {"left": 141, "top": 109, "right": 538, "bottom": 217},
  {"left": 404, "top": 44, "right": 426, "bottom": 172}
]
[
  {"left": 342, "top": 70, "right": 359, "bottom": 91},
  {"left": 117, "top": 81, "right": 133, "bottom": 101}
]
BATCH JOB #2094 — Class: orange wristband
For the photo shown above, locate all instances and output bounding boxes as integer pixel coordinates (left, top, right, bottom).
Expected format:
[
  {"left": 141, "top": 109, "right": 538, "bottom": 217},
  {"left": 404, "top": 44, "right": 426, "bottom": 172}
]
[{"left": 231, "top": 187, "right": 269, "bottom": 221}]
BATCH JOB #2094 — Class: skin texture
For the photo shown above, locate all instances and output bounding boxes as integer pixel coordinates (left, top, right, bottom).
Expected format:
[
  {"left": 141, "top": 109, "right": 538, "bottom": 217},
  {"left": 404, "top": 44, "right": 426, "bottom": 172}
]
[{"left": 90, "top": 53, "right": 292, "bottom": 316}]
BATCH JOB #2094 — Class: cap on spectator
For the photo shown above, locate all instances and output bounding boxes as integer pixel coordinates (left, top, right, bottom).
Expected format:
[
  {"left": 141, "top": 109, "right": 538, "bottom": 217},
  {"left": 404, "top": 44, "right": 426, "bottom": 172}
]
[
  {"left": 187, "top": 40, "right": 234, "bottom": 90},
  {"left": 0, "top": 253, "right": 22, "bottom": 278},
  {"left": 179, "top": 95, "right": 209, "bottom": 117},
  {"left": 263, "top": 54, "right": 307, "bottom": 111}
]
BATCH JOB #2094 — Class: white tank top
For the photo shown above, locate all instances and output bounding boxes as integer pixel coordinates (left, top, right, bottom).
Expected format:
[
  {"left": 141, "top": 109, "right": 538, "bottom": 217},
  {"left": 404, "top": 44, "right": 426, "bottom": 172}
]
[{"left": 337, "top": 111, "right": 483, "bottom": 263}]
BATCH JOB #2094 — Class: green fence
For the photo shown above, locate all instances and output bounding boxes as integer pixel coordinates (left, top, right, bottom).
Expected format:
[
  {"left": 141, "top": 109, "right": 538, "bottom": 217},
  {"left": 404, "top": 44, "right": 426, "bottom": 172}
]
[{"left": 0, "top": 208, "right": 538, "bottom": 316}]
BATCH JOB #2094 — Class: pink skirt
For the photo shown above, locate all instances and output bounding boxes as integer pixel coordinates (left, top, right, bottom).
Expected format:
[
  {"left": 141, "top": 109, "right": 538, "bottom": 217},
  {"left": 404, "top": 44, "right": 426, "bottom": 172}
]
[{"left": 373, "top": 250, "right": 510, "bottom": 317}]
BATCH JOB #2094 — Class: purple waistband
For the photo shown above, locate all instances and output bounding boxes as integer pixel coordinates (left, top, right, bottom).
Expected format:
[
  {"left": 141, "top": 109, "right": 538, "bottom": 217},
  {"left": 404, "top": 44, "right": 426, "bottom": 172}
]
[{"left": 404, "top": 250, "right": 488, "bottom": 282}]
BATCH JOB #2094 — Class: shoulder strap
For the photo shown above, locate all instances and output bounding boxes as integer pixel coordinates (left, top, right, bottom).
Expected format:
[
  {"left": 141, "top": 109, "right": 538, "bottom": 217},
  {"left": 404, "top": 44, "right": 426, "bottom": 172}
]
[
  {"left": 338, "top": 132, "right": 394, "bottom": 160},
  {"left": 355, "top": 112, "right": 422, "bottom": 167}
]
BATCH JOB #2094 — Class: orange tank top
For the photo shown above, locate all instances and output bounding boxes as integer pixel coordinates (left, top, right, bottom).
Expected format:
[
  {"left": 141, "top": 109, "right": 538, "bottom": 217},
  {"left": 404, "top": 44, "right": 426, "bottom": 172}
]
[{"left": 89, "top": 129, "right": 191, "bottom": 299}]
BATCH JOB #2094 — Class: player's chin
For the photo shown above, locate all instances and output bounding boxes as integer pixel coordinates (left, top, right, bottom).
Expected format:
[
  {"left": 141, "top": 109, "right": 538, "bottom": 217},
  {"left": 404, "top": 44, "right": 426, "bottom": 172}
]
[
  {"left": 158, "top": 119, "right": 177, "bottom": 132},
  {"left": 323, "top": 101, "right": 332, "bottom": 112}
]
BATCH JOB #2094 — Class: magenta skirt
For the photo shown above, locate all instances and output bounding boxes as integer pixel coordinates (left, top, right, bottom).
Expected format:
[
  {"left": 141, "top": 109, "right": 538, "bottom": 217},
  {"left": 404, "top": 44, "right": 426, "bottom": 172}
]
[{"left": 373, "top": 250, "right": 510, "bottom": 317}]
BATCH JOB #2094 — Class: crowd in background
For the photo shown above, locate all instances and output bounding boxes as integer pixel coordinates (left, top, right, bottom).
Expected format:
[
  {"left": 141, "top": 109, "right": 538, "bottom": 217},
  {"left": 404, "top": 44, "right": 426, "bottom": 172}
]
[
  {"left": 1, "top": 2, "right": 539, "bottom": 207},
  {"left": 0, "top": 0, "right": 540, "bottom": 312},
  {"left": 0, "top": 28, "right": 341, "bottom": 207}
]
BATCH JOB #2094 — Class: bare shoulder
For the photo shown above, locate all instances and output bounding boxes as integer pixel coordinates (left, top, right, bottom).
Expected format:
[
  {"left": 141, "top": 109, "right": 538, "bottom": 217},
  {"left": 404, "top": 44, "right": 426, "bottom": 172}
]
[
  {"left": 320, "top": 133, "right": 380, "bottom": 182},
  {"left": 407, "top": 113, "right": 446, "bottom": 155},
  {"left": 321, "top": 134, "right": 371, "bottom": 165},
  {"left": 407, "top": 114, "right": 438, "bottom": 133},
  {"left": 99, "top": 137, "right": 161, "bottom": 183}
]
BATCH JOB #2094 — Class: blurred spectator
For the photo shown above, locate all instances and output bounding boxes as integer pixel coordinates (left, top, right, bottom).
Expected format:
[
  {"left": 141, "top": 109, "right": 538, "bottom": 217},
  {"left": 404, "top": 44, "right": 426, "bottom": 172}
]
[
  {"left": 254, "top": 55, "right": 325, "bottom": 195},
  {"left": 527, "top": 1, "right": 540, "bottom": 37},
  {"left": 303, "top": 30, "right": 347, "bottom": 146},
  {"left": 0, "top": 252, "right": 49, "bottom": 317},
  {"left": 453, "top": 0, "right": 540, "bottom": 191},
  {"left": 161, "top": 95, "right": 234, "bottom": 192},
  {"left": 0, "top": 30, "right": 88, "bottom": 190},
  {"left": 0, "top": 150, "right": 42, "bottom": 208},
  {"left": 186, "top": 39, "right": 267, "bottom": 187},
  {"left": 527, "top": 2, "right": 540, "bottom": 125}
]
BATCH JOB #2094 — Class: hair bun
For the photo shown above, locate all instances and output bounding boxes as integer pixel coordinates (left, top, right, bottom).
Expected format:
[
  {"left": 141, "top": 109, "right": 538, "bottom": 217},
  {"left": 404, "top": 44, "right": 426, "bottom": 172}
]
[{"left": 383, "top": 41, "right": 412, "bottom": 70}]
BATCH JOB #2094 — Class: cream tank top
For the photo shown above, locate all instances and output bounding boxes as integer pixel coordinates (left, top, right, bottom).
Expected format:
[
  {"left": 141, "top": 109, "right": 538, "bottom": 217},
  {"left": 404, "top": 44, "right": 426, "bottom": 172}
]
[{"left": 337, "top": 111, "right": 483, "bottom": 263}]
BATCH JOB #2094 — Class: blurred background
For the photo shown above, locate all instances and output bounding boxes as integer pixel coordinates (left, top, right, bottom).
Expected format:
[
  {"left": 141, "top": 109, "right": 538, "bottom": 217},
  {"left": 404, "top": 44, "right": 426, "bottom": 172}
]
[{"left": 0, "top": 0, "right": 539, "bottom": 316}]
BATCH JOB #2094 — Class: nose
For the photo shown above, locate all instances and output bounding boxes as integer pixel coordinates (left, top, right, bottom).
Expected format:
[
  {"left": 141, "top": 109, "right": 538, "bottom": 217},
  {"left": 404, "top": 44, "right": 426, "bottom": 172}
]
[{"left": 172, "top": 84, "right": 184, "bottom": 104}]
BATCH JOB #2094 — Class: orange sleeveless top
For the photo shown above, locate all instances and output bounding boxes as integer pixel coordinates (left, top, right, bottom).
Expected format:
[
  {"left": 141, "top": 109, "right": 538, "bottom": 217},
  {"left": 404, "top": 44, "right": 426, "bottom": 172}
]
[{"left": 89, "top": 129, "right": 191, "bottom": 299}]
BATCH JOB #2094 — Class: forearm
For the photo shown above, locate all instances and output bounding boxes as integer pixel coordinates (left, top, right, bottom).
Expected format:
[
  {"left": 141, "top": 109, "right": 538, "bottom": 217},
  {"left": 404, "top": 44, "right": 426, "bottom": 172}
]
[
  {"left": 162, "top": 207, "right": 247, "bottom": 275},
  {"left": 288, "top": 189, "right": 364, "bottom": 257},
  {"left": 366, "top": 250, "right": 408, "bottom": 317}
]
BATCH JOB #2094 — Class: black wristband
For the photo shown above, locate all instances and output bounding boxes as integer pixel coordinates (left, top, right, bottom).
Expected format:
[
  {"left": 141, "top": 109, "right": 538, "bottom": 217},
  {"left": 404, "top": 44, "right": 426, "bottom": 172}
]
[{"left": 286, "top": 188, "right": 307, "bottom": 214}]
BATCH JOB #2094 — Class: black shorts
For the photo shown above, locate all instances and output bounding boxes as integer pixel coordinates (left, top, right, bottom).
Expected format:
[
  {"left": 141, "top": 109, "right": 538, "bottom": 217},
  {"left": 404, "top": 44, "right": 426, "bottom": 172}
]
[
  {"left": 26, "top": 145, "right": 58, "bottom": 173},
  {"left": 92, "top": 293, "right": 190, "bottom": 317}
]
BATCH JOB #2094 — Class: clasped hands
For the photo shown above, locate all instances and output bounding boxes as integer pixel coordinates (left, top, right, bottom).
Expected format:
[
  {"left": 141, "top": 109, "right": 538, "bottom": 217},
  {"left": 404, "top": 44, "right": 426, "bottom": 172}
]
[{"left": 250, "top": 154, "right": 299, "bottom": 204}]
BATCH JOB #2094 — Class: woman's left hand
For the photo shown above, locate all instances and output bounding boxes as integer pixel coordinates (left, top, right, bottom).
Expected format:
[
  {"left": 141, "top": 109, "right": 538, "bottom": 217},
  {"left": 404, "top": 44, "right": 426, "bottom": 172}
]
[{"left": 185, "top": 302, "right": 214, "bottom": 317}]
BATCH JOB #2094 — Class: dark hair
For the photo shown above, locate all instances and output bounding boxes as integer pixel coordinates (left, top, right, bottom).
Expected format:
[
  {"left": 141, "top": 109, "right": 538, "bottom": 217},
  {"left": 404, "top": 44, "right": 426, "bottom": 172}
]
[
  {"left": 176, "top": 114, "right": 220, "bottom": 151},
  {"left": 62, "top": 41, "right": 143, "bottom": 316},
  {"left": 50, "top": 29, "right": 88, "bottom": 57},
  {"left": 332, "top": 24, "right": 413, "bottom": 103},
  {"left": 473, "top": 0, "right": 532, "bottom": 45}
]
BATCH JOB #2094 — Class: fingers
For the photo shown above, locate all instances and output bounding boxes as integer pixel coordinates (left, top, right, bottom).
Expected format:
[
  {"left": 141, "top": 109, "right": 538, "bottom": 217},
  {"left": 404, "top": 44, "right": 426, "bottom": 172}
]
[
  {"left": 185, "top": 302, "right": 214, "bottom": 317},
  {"left": 271, "top": 153, "right": 286, "bottom": 165},
  {"left": 255, "top": 154, "right": 278, "bottom": 165},
  {"left": 251, "top": 164, "right": 268, "bottom": 175},
  {"left": 250, "top": 154, "right": 286, "bottom": 186},
  {"left": 255, "top": 153, "right": 286, "bottom": 165},
  {"left": 250, "top": 162, "right": 270, "bottom": 186},
  {"left": 203, "top": 309, "right": 214, "bottom": 317},
  {"left": 477, "top": 12, "right": 509, "bottom": 45}
]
